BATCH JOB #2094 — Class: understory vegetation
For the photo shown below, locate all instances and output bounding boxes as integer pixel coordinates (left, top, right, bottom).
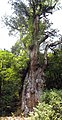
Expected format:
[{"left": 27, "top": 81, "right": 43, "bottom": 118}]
[
  {"left": 0, "top": 49, "right": 29, "bottom": 116},
  {"left": 0, "top": 49, "right": 62, "bottom": 119},
  {"left": 30, "top": 89, "right": 62, "bottom": 120}
]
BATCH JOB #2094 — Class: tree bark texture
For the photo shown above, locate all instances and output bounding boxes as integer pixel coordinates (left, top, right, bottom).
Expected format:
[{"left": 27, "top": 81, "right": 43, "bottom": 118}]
[
  {"left": 20, "top": 15, "right": 45, "bottom": 116},
  {"left": 21, "top": 46, "right": 45, "bottom": 115}
]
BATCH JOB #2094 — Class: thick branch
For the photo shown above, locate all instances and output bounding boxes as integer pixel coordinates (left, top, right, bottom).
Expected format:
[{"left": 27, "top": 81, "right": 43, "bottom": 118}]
[
  {"left": 39, "top": 35, "right": 48, "bottom": 45},
  {"left": 48, "top": 40, "right": 62, "bottom": 48},
  {"left": 43, "top": 39, "right": 62, "bottom": 70},
  {"left": 39, "top": 3, "right": 56, "bottom": 17}
]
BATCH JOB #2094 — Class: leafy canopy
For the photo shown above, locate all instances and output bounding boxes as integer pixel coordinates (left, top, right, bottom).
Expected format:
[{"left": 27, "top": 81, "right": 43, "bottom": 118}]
[{"left": 4, "top": 0, "right": 59, "bottom": 50}]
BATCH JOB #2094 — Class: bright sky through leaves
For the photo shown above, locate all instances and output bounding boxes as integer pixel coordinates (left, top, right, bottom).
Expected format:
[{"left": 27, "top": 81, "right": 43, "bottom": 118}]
[{"left": 0, "top": 0, "right": 62, "bottom": 51}]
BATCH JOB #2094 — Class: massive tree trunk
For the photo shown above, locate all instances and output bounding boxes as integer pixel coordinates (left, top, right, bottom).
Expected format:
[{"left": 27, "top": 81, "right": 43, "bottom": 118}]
[
  {"left": 19, "top": 15, "right": 46, "bottom": 116},
  {"left": 21, "top": 46, "right": 45, "bottom": 115}
]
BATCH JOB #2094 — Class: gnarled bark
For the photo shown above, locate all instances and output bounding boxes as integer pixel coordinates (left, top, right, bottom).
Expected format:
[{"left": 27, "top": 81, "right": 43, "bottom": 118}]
[
  {"left": 20, "top": 45, "right": 45, "bottom": 116},
  {"left": 19, "top": 15, "right": 47, "bottom": 116}
]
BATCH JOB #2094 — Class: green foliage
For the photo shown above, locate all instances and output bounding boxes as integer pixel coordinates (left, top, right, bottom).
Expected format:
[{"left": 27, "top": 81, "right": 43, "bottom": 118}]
[
  {"left": 0, "top": 49, "right": 29, "bottom": 116},
  {"left": 45, "top": 50, "right": 62, "bottom": 89},
  {"left": 30, "top": 89, "right": 62, "bottom": 120},
  {"left": 3, "top": 0, "right": 58, "bottom": 49},
  {"left": 0, "top": 50, "right": 20, "bottom": 116}
]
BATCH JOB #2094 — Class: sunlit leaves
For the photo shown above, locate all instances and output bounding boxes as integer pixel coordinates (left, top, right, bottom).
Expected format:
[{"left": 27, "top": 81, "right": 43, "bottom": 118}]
[
  {"left": 30, "top": 89, "right": 62, "bottom": 120},
  {"left": 0, "top": 49, "right": 30, "bottom": 115}
]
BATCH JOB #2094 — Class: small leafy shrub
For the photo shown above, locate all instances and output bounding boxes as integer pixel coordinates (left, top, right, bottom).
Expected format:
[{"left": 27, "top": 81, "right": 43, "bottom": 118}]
[{"left": 30, "top": 89, "right": 62, "bottom": 120}]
